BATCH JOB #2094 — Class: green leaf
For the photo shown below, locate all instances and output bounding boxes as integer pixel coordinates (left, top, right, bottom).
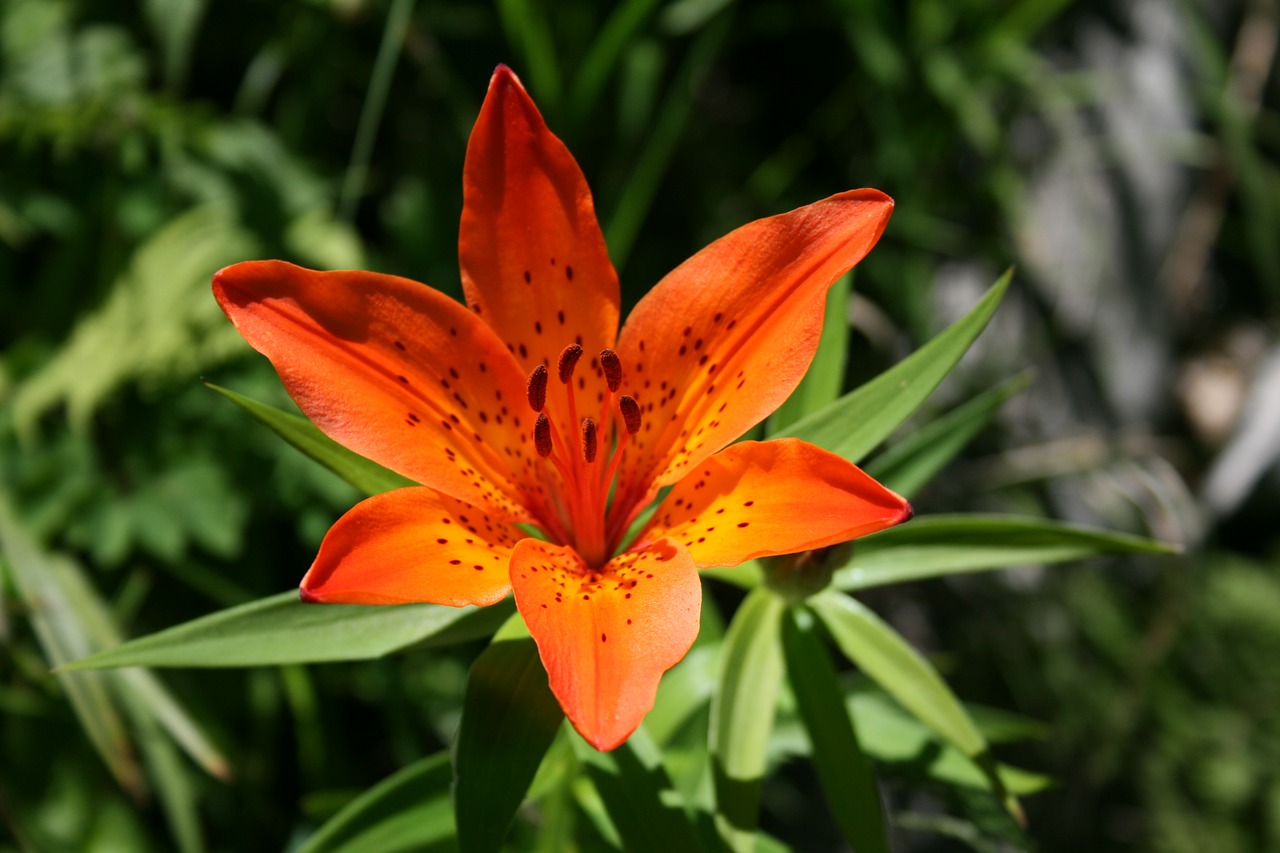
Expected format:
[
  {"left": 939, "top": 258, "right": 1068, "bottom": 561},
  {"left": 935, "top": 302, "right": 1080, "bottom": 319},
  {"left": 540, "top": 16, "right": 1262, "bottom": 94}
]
[
  {"left": 846, "top": 693, "right": 1051, "bottom": 796},
  {"left": 865, "top": 372, "right": 1032, "bottom": 498},
  {"left": 811, "top": 591, "right": 1022, "bottom": 822},
  {"left": 836, "top": 514, "right": 1178, "bottom": 592},
  {"left": 296, "top": 753, "right": 456, "bottom": 853},
  {"left": 570, "top": 726, "right": 705, "bottom": 852},
  {"left": 206, "top": 383, "right": 414, "bottom": 497},
  {"left": 774, "top": 270, "right": 1011, "bottom": 463},
  {"left": 64, "top": 592, "right": 512, "bottom": 670},
  {"left": 710, "top": 587, "right": 785, "bottom": 852},
  {"left": 769, "top": 272, "right": 852, "bottom": 432},
  {"left": 0, "top": 497, "right": 141, "bottom": 794},
  {"left": 781, "top": 606, "right": 888, "bottom": 853},
  {"left": 494, "top": 0, "right": 562, "bottom": 110},
  {"left": 453, "top": 615, "right": 564, "bottom": 853},
  {"left": 567, "top": 0, "right": 664, "bottom": 123}
]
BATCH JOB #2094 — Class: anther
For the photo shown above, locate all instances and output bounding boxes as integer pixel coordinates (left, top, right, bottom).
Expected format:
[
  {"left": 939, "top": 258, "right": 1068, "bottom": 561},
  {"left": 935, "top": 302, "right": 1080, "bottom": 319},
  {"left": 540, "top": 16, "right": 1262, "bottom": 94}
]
[
  {"left": 600, "top": 349, "right": 622, "bottom": 392},
  {"left": 526, "top": 365, "right": 548, "bottom": 412},
  {"left": 534, "top": 413, "right": 553, "bottom": 457},
  {"left": 581, "top": 417, "right": 598, "bottom": 463},
  {"left": 557, "top": 344, "right": 583, "bottom": 383},
  {"left": 618, "top": 395, "right": 642, "bottom": 435}
]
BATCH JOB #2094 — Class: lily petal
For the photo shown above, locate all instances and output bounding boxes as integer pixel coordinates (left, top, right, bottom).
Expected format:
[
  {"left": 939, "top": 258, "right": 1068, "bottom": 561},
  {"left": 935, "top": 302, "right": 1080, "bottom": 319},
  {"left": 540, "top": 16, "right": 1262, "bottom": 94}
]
[
  {"left": 639, "top": 438, "right": 911, "bottom": 567},
  {"left": 460, "top": 66, "right": 620, "bottom": 384},
  {"left": 510, "top": 537, "right": 701, "bottom": 750},
  {"left": 214, "top": 261, "right": 540, "bottom": 519},
  {"left": 301, "top": 487, "right": 519, "bottom": 605},
  {"left": 615, "top": 190, "right": 893, "bottom": 501}
]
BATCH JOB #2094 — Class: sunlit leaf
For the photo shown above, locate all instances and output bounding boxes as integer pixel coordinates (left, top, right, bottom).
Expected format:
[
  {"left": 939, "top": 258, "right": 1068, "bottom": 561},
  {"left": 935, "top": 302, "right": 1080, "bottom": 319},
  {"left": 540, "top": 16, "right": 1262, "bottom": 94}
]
[
  {"left": 865, "top": 371, "right": 1032, "bottom": 497},
  {"left": 710, "top": 587, "right": 785, "bottom": 852},
  {"left": 769, "top": 272, "right": 852, "bottom": 432},
  {"left": 774, "top": 270, "right": 1011, "bottom": 463},
  {"left": 781, "top": 606, "right": 888, "bottom": 853},
  {"left": 453, "top": 615, "right": 564, "bottom": 853},
  {"left": 810, "top": 591, "right": 1023, "bottom": 821},
  {"left": 206, "top": 383, "right": 415, "bottom": 497},
  {"left": 63, "top": 592, "right": 511, "bottom": 670},
  {"left": 836, "top": 514, "right": 1177, "bottom": 592}
]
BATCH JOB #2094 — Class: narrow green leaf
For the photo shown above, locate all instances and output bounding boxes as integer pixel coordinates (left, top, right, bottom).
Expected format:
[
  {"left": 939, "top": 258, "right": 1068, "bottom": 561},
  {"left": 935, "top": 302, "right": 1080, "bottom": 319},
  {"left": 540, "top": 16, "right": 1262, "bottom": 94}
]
[
  {"left": 846, "top": 693, "right": 1051, "bottom": 796},
  {"left": 453, "top": 615, "right": 564, "bottom": 853},
  {"left": 0, "top": 496, "right": 142, "bottom": 795},
  {"left": 836, "top": 514, "right": 1178, "bottom": 592},
  {"left": 774, "top": 270, "right": 1012, "bottom": 463},
  {"left": 570, "top": 726, "right": 704, "bottom": 851},
  {"left": 206, "top": 383, "right": 414, "bottom": 496},
  {"left": 710, "top": 587, "right": 785, "bottom": 852},
  {"left": 64, "top": 592, "right": 512, "bottom": 670},
  {"left": 865, "top": 372, "right": 1032, "bottom": 498},
  {"left": 769, "top": 273, "right": 852, "bottom": 432},
  {"left": 297, "top": 753, "right": 455, "bottom": 853},
  {"left": 811, "top": 591, "right": 1022, "bottom": 821},
  {"left": 495, "top": 0, "right": 562, "bottom": 110},
  {"left": 781, "top": 606, "right": 888, "bottom": 853},
  {"left": 119, "top": 694, "right": 206, "bottom": 853},
  {"left": 567, "top": 0, "right": 663, "bottom": 122}
]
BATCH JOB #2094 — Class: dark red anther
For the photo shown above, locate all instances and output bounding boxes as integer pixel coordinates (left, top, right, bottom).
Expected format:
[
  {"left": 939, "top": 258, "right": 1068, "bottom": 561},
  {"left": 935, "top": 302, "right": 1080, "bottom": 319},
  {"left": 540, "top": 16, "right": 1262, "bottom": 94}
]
[
  {"left": 618, "top": 395, "right": 641, "bottom": 435},
  {"left": 600, "top": 349, "right": 622, "bottom": 392},
  {"left": 526, "top": 365, "right": 548, "bottom": 412},
  {"left": 581, "top": 417, "right": 598, "bottom": 463},
  {"left": 557, "top": 343, "right": 583, "bottom": 383},
  {"left": 534, "top": 413, "right": 553, "bottom": 457}
]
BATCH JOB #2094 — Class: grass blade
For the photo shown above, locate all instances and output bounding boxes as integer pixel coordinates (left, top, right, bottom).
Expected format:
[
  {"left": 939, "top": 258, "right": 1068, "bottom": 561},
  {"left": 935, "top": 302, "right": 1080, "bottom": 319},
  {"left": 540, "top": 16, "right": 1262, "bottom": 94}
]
[
  {"left": 774, "top": 270, "right": 1011, "bottom": 463},
  {"left": 836, "top": 514, "right": 1178, "bottom": 592}
]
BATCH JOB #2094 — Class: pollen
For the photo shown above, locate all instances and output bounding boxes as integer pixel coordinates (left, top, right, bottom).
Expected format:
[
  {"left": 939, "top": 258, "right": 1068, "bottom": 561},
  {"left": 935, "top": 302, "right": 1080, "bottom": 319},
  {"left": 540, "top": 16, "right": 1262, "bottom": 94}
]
[
  {"left": 619, "top": 395, "right": 641, "bottom": 435},
  {"left": 534, "top": 413, "right": 553, "bottom": 457},
  {"left": 581, "top": 417, "right": 598, "bottom": 463},
  {"left": 558, "top": 343, "right": 583, "bottom": 383},
  {"left": 600, "top": 348, "right": 622, "bottom": 391},
  {"left": 527, "top": 364, "right": 548, "bottom": 412}
]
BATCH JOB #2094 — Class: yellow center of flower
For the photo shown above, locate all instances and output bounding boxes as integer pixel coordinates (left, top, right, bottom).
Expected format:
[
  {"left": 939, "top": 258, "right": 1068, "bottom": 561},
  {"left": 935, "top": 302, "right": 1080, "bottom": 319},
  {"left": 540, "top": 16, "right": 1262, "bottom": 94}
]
[{"left": 525, "top": 344, "right": 642, "bottom": 567}]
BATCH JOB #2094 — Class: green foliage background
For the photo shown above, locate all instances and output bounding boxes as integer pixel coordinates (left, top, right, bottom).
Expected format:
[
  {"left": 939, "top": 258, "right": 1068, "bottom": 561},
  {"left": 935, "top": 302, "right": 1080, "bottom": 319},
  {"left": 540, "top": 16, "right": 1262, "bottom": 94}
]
[{"left": 2, "top": 0, "right": 1279, "bottom": 850}]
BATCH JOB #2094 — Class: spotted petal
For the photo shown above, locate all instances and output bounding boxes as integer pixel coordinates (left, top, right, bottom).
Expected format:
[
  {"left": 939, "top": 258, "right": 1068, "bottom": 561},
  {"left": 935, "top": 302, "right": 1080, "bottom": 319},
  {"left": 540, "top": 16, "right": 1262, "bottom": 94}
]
[
  {"left": 301, "top": 487, "right": 521, "bottom": 605},
  {"left": 614, "top": 190, "right": 893, "bottom": 506},
  {"left": 638, "top": 439, "right": 911, "bottom": 567},
  {"left": 214, "top": 261, "right": 540, "bottom": 519},
  {"left": 460, "top": 66, "right": 620, "bottom": 378},
  {"left": 509, "top": 537, "right": 701, "bottom": 750}
]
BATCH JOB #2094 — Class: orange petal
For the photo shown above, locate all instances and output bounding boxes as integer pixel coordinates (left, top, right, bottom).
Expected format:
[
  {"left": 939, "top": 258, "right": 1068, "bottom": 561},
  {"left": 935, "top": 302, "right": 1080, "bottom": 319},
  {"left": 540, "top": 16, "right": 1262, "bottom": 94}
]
[
  {"left": 510, "top": 537, "right": 701, "bottom": 751},
  {"left": 460, "top": 66, "right": 620, "bottom": 382},
  {"left": 301, "top": 487, "right": 520, "bottom": 605},
  {"left": 614, "top": 190, "right": 893, "bottom": 502},
  {"left": 638, "top": 438, "right": 911, "bottom": 567},
  {"left": 213, "top": 260, "right": 542, "bottom": 520}
]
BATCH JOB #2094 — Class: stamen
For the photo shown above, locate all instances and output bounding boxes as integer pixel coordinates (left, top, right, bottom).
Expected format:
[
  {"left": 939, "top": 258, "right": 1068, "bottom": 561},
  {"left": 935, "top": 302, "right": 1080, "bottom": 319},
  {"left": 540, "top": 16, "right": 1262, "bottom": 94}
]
[
  {"left": 534, "top": 413, "right": 553, "bottom": 457},
  {"left": 557, "top": 344, "right": 583, "bottom": 383},
  {"left": 600, "top": 349, "right": 622, "bottom": 391},
  {"left": 526, "top": 365, "right": 548, "bottom": 412},
  {"left": 618, "top": 395, "right": 641, "bottom": 435},
  {"left": 581, "top": 417, "right": 598, "bottom": 463}
]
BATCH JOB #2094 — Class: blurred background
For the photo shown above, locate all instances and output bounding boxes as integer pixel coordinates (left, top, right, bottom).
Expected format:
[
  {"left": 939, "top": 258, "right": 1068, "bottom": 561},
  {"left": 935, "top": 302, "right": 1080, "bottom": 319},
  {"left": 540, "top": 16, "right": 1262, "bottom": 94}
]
[{"left": 2, "top": 0, "right": 1279, "bottom": 850}]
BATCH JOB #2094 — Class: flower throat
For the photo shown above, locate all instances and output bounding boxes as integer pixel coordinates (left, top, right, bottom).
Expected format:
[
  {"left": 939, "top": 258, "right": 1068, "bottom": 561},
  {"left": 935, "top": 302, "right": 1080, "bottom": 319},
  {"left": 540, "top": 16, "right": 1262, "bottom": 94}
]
[{"left": 524, "top": 344, "right": 643, "bottom": 567}]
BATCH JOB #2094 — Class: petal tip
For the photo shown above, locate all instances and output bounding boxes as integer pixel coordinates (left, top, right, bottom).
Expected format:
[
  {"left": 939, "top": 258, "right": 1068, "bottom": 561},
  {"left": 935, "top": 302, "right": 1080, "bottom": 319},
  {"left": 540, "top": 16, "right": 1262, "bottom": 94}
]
[{"left": 299, "top": 585, "right": 323, "bottom": 603}]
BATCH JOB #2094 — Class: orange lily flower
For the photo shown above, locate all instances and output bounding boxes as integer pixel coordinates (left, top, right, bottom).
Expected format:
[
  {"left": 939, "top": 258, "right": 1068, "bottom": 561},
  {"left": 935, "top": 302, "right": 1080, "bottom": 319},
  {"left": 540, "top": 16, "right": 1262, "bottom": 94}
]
[{"left": 213, "top": 66, "right": 911, "bottom": 750}]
